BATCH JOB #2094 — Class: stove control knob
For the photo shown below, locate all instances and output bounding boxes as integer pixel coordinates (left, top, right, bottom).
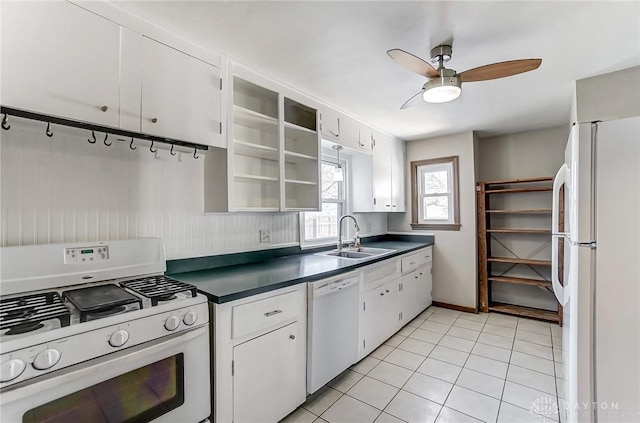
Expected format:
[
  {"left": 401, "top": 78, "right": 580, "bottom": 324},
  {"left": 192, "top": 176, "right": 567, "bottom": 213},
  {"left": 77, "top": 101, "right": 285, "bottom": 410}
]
[
  {"left": 165, "top": 315, "right": 180, "bottom": 331},
  {"left": 109, "top": 329, "right": 130, "bottom": 347},
  {"left": 32, "top": 349, "right": 61, "bottom": 370},
  {"left": 0, "top": 358, "right": 26, "bottom": 382},
  {"left": 183, "top": 311, "right": 198, "bottom": 326}
]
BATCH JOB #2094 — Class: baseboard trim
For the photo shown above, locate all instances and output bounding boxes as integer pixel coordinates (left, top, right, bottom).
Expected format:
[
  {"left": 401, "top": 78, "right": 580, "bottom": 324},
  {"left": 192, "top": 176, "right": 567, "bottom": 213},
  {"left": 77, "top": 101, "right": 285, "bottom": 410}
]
[{"left": 432, "top": 301, "right": 478, "bottom": 314}]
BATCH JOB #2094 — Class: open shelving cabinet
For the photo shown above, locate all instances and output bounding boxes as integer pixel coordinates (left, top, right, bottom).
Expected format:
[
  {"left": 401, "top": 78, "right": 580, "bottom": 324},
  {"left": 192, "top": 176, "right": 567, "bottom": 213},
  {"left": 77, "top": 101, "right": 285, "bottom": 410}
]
[
  {"left": 214, "top": 73, "right": 320, "bottom": 212},
  {"left": 477, "top": 176, "right": 562, "bottom": 325}
]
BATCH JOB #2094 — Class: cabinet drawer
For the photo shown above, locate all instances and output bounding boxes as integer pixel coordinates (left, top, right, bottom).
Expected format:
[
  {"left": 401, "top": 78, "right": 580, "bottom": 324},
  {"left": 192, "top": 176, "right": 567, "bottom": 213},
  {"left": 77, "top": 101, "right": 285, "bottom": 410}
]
[
  {"left": 232, "top": 291, "right": 299, "bottom": 339},
  {"left": 363, "top": 259, "right": 400, "bottom": 289},
  {"left": 401, "top": 247, "right": 432, "bottom": 274}
]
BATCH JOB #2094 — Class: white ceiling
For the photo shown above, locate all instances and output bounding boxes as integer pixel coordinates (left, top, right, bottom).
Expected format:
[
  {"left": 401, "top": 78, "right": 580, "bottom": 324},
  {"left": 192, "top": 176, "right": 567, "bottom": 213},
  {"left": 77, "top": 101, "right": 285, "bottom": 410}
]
[{"left": 114, "top": 1, "right": 640, "bottom": 140}]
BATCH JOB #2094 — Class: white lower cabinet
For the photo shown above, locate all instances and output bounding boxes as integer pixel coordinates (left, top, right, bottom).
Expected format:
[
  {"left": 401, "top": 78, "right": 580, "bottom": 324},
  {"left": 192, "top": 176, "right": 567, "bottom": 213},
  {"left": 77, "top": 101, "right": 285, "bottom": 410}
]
[
  {"left": 360, "top": 247, "right": 433, "bottom": 358},
  {"left": 233, "top": 322, "right": 304, "bottom": 423},
  {"left": 362, "top": 279, "right": 399, "bottom": 355},
  {"left": 212, "top": 284, "right": 306, "bottom": 423}
]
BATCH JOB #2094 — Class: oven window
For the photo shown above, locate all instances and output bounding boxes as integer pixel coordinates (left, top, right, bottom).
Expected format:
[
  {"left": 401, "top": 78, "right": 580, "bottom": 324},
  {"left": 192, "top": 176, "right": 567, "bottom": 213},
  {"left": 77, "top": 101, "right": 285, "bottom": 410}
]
[{"left": 23, "top": 354, "right": 184, "bottom": 423}]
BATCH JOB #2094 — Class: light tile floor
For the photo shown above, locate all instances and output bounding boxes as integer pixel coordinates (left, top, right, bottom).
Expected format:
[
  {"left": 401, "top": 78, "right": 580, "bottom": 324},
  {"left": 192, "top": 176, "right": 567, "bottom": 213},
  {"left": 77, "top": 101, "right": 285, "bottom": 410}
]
[{"left": 281, "top": 305, "right": 563, "bottom": 423}]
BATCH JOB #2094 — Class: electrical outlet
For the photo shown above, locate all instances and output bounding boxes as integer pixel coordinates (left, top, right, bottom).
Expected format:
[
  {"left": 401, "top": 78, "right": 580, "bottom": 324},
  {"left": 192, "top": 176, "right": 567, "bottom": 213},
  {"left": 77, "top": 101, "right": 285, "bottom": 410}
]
[
  {"left": 366, "top": 223, "right": 372, "bottom": 233},
  {"left": 259, "top": 229, "right": 271, "bottom": 243}
]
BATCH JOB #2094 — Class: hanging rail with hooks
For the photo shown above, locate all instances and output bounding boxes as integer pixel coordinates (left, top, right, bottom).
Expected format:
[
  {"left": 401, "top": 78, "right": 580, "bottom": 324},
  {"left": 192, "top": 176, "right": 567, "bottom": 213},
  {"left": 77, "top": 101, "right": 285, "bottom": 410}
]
[{"left": 0, "top": 106, "right": 209, "bottom": 157}]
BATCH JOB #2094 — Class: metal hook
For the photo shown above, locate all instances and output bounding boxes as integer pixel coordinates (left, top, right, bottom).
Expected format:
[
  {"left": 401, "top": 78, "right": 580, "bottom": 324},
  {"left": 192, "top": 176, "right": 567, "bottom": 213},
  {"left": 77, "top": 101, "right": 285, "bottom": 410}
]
[
  {"left": 103, "top": 133, "right": 112, "bottom": 146},
  {"left": 193, "top": 148, "right": 199, "bottom": 159},
  {"left": 88, "top": 130, "right": 97, "bottom": 144},
  {"left": 170, "top": 144, "right": 176, "bottom": 156},
  {"left": 46, "top": 122, "right": 53, "bottom": 137},
  {"left": 150, "top": 141, "right": 158, "bottom": 153},
  {"left": 129, "top": 138, "right": 136, "bottom": 150},
  {"left": 1, "top": 114, "right": 10, "bottom": 130}
]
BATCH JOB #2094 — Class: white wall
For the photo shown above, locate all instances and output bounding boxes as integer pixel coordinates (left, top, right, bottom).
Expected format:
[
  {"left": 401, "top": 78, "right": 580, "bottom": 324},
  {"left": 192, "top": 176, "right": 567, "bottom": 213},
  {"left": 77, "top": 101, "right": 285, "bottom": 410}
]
[
  {"left": 477, "top": 126, "right": 568, "bottom": 182},
  {"left": 574, "top": 65, "right": 640, "bottom": 123},
  {"left": 477, "top": 125, "right": 568, "bottom": 310},
  {"left": 0, "top": 120, "right": 384, "bottom": 259},
  {"left": 388, "top": 131, "right": 477, "bottom": 309}
]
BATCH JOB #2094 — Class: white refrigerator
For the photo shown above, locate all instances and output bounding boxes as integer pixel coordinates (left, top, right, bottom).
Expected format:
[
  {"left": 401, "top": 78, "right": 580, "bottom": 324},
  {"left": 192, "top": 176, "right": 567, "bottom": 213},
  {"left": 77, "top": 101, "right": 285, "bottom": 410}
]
[{"left": 552, "top": 116, "right": 640, "bottom": 422}]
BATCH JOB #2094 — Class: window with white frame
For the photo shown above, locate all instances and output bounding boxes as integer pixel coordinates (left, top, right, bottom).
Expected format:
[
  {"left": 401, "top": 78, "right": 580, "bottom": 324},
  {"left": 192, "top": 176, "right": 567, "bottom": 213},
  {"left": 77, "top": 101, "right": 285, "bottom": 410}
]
[
  {"left": 411, "top": 156, "right": 460, "bottom": 230},
  {"left": 300, "top": 160, "right": 346, "bottom": 246}
]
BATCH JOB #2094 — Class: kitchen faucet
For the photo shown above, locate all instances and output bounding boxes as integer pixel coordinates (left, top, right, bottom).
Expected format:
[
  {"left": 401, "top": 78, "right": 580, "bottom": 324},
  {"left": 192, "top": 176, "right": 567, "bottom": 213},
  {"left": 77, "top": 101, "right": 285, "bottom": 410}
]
[{"left": 337, "top": 215, "right": 361, "bottom": 250}]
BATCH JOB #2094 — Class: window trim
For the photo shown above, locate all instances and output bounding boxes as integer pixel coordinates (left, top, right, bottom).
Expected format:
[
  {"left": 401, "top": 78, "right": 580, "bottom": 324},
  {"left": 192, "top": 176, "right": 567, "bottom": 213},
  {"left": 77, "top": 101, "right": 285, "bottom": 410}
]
[
  {"left": 299, "top": 157, "right": 349, "bottom": 248},
  {"left": 410, "top": 156, "right": 461, "bottom": 231}
]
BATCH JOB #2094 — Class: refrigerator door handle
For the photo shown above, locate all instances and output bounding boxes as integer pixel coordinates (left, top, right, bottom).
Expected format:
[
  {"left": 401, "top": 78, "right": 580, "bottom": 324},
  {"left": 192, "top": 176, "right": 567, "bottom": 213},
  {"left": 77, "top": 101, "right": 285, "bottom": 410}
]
[{"left": 552, "top": 164, "right": 568, "bottom": 305}]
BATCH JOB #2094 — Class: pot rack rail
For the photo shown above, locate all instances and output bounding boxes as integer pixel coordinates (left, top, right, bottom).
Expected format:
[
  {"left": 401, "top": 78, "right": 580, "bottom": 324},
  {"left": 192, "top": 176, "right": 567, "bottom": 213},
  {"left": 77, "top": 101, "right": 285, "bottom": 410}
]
[{"left": 1, "top": 106, "right": 209, "bottom": 159}]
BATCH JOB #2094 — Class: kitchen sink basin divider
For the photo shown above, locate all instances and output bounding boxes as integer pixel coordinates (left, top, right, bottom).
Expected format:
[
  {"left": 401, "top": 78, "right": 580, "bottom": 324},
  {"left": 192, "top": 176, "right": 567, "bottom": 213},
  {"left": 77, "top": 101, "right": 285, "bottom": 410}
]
[{"left": 1, "top": 105, "right": 209, "bottom": 159}]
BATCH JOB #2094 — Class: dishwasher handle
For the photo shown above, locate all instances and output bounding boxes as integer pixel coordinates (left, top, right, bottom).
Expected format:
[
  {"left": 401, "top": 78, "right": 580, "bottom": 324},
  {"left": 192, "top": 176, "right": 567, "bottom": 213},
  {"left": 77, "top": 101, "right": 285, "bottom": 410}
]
[{"left": 312, "top": 277, "right": 358, "bottom": 298}]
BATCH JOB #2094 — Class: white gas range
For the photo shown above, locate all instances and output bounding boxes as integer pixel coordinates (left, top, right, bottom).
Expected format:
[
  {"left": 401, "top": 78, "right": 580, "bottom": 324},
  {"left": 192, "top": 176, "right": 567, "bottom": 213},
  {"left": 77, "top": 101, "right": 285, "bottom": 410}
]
[{"left": 0, "top": 238, "right": 210, "bottom": 423}]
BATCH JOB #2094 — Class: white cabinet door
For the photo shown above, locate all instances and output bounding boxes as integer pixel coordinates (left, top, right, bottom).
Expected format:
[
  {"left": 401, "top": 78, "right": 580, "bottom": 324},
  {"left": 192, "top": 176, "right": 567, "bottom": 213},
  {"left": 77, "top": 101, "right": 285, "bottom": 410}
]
[
  {"left": 141, "top": 37, "right": 223, "bottom": 147},
  {"left": 372, "top": 134, "right": 393, "bottom": 211},
  {"left": 357, "top": 126, "right": 374, "bottom": 152},
  {"left": 362, "top": 280, "right": 400, "bottom": 355},
  {"left": 391, "top": 139, "right": 406, "bottom": 212},
  {"left": 421, "top": 262, "right": 433, "bottom": 309},
  {"left": 362, "top": 287, "right": 386, "bottom": 356},
  {"left": 371, "top": 133, "right": 405, "bottom": 212},
  {"left": 339, "top": 113, "right": 361, "bottom": 150},
  {"left": 319, "top": 107, "right": 340, "bottom": 142},
  {"left": 403, "top": 264, "right": 433, "bottom": 321},
  {"left": 233, "top": 321, "right": 305, "bottom": 423},
  {"left": 352, "top": 152, "right": 375, "bottom": 212},
  {"left": 1, "top": 1, "right": 120, "bottom": 126}
]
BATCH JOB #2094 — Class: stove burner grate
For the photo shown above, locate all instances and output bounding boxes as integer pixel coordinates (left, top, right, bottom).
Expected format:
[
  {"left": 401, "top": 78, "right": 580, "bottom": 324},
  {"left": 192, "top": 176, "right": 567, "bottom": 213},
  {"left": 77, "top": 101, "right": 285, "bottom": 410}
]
[
  {"left": 121, "top": 276, "right": 197, "bottom": 306},
  {"left": 62, "top": 284, "right": 142, "bottom": 323},
  {"left": 0, "top": 292, "right": 71, "bottom": 334}
]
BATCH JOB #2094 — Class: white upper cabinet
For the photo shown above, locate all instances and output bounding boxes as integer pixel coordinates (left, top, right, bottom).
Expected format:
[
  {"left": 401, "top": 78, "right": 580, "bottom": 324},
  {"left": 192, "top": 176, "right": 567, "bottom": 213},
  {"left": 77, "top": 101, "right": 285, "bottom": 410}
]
[
  {"left": 390, "top": 136, "right": 406, "bottom": 212},
  {"left": 357, "top": 126, "right": 374, "bottom": 153},
  {"left": 1, "top": 1, "right": 121, "bottom": 126},
  {"left": 319, "top": 107, "right": 341, "bottom": 142},
  {"left": 205, "top": 65, "right": 320, "bottom": 212},
  {"left": 371, "top": 133, "right": 406, "bottom": 212},
  {"left": 140, "top": 37, "right": 223, "bottom": 148}
]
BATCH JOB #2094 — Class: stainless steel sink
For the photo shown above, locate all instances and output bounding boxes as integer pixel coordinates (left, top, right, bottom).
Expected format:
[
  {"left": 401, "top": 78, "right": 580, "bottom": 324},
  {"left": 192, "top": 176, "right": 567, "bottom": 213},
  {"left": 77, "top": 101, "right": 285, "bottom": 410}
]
[{"left": 316, "top": 247, "right": 396, "bottom": 261}]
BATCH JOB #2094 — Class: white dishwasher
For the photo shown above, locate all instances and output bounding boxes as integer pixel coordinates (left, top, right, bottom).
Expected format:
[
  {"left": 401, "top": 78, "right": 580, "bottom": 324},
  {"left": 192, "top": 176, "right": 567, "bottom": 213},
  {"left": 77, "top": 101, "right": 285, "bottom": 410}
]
[{"left": 307, "top": 271, "right": 360, "bottom": 394}]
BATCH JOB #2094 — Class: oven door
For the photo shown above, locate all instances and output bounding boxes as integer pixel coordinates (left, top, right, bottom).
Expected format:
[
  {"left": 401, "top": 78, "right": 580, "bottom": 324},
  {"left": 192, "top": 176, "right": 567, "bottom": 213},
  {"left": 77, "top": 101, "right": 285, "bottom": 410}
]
[{"left": 0, "top": 326, "right": 210, "bottom": 423}]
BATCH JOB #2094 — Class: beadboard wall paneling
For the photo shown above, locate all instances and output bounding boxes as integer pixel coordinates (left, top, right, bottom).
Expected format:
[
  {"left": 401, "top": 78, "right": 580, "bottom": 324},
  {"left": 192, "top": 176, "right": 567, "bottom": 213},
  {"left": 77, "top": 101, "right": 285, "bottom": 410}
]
[{"left": 0, "top": 121, "right": 299, "bottom": 259}]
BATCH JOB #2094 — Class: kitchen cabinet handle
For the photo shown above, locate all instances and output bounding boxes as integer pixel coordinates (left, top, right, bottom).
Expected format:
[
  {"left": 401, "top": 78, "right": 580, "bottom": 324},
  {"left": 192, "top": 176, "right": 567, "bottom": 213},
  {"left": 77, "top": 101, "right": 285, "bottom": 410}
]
[
  {"left": 100, "top": 105, "right": 109, "bottom": 112},
  {"left": 415, "top": 275, "right": 419, "bottom": 279},
  {"left": 330, "top": 131, "right": 339, "bottom": 138},
  {"left": 358, "top": 141, "right": 365, "bottom": 147},
  {"left": 385, "top": 204, "right": 391, "bottom": 207},
  {"left": 289, "top": 335, "right": 295, "bottom": 340},
  {"left": 151, "top": 117, "right": 158, "bottom": 123},
  {"left": 380, "top": 292, "right": 384, "bottom": 296},
  {"left": 385, "top": 289, "right": 390, "bottom": 293},
  {"left": 392, "top": 205, "right": 397, "bottom": 208},
  {"left": 264, "top": 309, "right": 283, "bottom": 317}
]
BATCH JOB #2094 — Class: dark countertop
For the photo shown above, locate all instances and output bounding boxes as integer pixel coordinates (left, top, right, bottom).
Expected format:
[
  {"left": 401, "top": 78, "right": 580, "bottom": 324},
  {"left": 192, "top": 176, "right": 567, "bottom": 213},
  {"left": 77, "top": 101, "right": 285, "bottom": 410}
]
[{"left": 168, "top": 236, "right": 433, "bottom": 304}]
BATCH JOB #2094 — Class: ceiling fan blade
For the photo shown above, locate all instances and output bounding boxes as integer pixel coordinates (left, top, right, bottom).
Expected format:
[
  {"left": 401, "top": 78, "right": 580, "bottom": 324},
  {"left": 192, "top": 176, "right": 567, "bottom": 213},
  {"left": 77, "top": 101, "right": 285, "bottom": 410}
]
[
  {"left": 387, "top": 49, "right": 439, "bottom": 78},
  {"left": 458, "top": 59, "right": 542, "bottom": 83},
  {"left": 400, "top": 91, "right": 424, "bottom": 110}
]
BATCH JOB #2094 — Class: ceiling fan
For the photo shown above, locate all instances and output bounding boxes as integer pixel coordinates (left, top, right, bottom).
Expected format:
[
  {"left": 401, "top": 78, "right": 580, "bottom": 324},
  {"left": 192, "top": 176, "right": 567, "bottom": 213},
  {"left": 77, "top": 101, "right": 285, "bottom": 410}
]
[{"left": 387, "top": 45, "right": 541, "bottom": 108}]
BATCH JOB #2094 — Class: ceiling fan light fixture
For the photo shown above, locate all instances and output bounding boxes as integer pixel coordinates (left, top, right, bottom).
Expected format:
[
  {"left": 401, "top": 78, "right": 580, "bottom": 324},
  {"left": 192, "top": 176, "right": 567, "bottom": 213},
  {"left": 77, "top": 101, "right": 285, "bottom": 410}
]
[{"left": 423, "top": 76, "right": 462, "bottom": 103}]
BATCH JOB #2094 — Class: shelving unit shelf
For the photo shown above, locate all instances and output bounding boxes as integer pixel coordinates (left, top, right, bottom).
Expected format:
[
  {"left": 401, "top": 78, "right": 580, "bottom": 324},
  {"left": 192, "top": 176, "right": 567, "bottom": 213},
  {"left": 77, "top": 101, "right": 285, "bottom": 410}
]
[{"left": 477, "top": 176, "right": 562, "bottom": 325}]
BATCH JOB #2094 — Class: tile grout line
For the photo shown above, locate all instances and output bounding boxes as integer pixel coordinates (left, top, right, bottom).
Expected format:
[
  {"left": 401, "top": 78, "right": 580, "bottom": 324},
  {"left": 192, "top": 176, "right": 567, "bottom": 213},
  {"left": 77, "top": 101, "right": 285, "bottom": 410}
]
[{"left": 432, "top": 312, "right": 490, "bottom": 423}]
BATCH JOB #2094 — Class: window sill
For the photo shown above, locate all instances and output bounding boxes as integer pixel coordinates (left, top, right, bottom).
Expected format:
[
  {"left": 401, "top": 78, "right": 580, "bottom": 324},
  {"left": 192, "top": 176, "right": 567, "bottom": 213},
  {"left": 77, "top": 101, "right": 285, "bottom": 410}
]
[{"left": 410, "top": 223, "right": 461, "bottom": 231}]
